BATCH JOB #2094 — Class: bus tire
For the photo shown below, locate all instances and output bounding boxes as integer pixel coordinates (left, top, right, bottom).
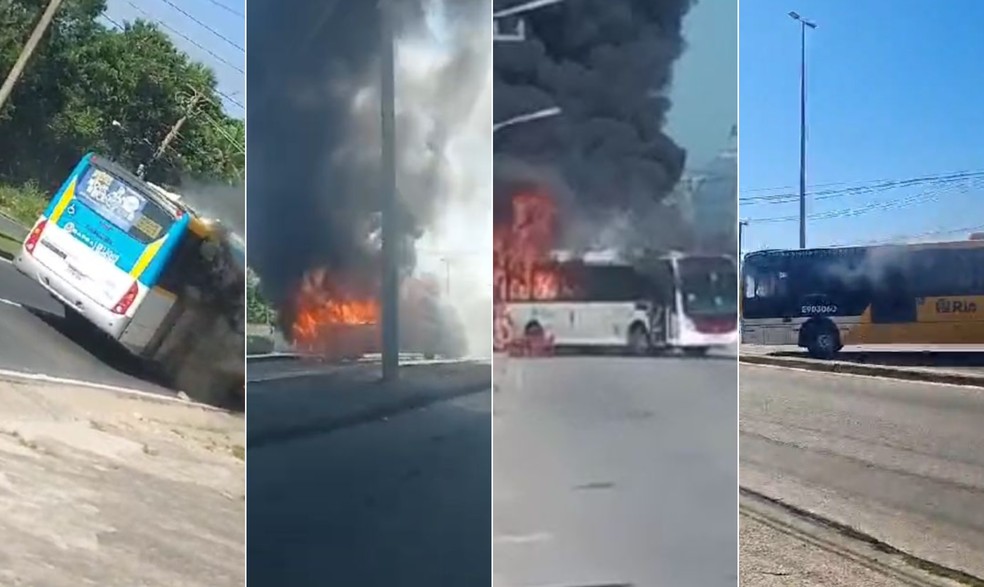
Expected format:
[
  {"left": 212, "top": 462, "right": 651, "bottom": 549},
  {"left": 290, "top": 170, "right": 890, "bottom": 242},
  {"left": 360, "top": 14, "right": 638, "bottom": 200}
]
[
  {"left": 628, "top": 323, "right": 650, "bottom": 356},
  {"left": 803, "top": 320, "right": 840, "bottom": 360}
]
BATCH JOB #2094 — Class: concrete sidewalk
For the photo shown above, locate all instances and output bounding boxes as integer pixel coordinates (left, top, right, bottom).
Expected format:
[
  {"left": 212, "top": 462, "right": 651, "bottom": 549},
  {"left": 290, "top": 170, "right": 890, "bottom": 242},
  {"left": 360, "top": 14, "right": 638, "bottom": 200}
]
[
  {"left": 0, "top": 378, "right": 244, "bottom": 586},
  {"left": 247, "top": 361, "right": 490, "bottom": 449}
]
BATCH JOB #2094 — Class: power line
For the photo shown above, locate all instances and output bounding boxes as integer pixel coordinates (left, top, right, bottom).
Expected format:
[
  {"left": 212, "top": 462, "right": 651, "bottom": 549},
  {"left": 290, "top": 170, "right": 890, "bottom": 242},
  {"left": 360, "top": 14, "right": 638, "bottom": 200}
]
[
  {"left": 156, "top": 0, "right": 243, "bottom": 53},
  {"left": 740, "top": 169, "right": 984, "bottom": 205},
  {"left": 123, "top": 0, "right": 243, "bottom": 75},
  {"left": 102, "top": 13, "right": 244, "bottom": 111},
  {"left": 202, "top": 0, "right": 243, "bottom": 19},
  {"left": 746, "top": 180, "right": 983, "bottom": 224},
  {"left": 830, "top": 223, "right": 984, "bottom": 247}
]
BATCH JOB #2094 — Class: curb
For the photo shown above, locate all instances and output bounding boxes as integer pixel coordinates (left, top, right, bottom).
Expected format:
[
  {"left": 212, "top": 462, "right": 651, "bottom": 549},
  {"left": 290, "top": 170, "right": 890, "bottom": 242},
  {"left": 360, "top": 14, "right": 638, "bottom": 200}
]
[
  {"left": 740, "top": 487, "right": 984, "bottom": 585},
  {"left": 740, "top": 354, "right": 984, "bottom": 388},
  {"left": 246, "top": 353, "right": 304, "bottom": 362}
]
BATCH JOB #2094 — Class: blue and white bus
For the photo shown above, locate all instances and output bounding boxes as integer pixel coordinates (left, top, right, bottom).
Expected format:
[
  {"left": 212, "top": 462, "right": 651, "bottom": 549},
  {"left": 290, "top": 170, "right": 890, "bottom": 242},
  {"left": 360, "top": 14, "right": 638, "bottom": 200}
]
[
  {"left": 15, "top": 153, "right": 244, "bottom": 404},
  {"left": 16, "top": 153, "right": 189, "bottom": 351}
]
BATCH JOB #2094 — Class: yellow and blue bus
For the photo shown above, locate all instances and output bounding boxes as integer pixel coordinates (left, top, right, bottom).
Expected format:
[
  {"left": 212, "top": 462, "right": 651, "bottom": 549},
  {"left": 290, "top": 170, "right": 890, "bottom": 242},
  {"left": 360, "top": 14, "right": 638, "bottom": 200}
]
[
  {"left": 16, "top": 153, "right": 191, "bottom": 351},
  {"left": 15, "top": 153, "right": 244, "bottom": 403},
  {"left": 741, "top": 239, "right": 984, "bottom": 358}
]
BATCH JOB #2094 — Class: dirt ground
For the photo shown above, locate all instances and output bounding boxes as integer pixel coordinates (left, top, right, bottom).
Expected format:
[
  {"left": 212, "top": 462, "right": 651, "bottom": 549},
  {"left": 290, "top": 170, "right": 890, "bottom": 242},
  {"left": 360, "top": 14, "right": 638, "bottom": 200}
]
[{"left": 0, "top": 378, "right": 244, "bottom": 587}]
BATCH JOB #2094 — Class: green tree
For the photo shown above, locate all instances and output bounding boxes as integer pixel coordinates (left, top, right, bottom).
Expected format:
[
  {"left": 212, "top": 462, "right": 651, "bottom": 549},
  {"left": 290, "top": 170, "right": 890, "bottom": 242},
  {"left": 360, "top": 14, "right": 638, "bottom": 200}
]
[
  {"left": 0, "top": 0, "right": 243, "bottom": 193},
  {"left": 246, "top": 268, "right": 275, "bottom": 325}
]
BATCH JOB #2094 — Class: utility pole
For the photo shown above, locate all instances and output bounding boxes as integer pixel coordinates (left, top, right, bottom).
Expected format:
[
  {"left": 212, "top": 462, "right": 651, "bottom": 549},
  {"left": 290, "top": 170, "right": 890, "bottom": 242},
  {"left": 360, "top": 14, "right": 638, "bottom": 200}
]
[
  {"left": 380, "top": 0, "right": 399, "bottom": 382},
  {"left": 789, "top": 11, "right": 816, "bottom": 249},
  {"left": 138, "top": 89, "right": 204, "bottom": 178},
  {"left": 0, "top": 0, "right": 66, "bottom": 113}
]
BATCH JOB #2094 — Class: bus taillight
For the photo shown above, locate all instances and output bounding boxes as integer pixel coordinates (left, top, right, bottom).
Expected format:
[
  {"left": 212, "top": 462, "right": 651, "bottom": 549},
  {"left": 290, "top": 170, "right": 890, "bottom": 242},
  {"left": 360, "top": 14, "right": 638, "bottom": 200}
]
[
  {"left": 24, "top": 219, "right": 47, "bottom": 254},
  {"left": 112, "top": 282, "right": 139, "bottom": 315}
]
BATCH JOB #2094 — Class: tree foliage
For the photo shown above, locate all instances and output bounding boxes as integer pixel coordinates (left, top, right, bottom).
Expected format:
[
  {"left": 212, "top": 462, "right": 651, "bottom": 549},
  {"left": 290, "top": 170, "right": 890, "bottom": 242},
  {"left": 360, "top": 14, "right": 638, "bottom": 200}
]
[
  {"left": 0, "top": 0, "right": 243, "bottom": 192},
  {"left": 246, "top": 268, "right": 275, "bottom": 325}
]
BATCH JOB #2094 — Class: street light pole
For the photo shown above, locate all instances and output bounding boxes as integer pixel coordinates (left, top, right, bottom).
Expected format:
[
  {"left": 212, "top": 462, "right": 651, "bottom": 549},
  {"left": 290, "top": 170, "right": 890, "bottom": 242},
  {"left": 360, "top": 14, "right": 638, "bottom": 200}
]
[
  {"left": 380, "top": 0, "right": 399, "bottom": 381},
  {"left": 789, "top": 11, "right": 816, "bottom": 250}
]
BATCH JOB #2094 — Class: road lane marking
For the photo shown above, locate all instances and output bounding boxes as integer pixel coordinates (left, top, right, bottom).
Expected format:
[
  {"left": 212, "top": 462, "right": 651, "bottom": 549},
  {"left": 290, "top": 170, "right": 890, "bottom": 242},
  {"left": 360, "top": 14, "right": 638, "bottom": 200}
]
[{"left": 0, "top": 297, "right": 22, "bottom": 308}]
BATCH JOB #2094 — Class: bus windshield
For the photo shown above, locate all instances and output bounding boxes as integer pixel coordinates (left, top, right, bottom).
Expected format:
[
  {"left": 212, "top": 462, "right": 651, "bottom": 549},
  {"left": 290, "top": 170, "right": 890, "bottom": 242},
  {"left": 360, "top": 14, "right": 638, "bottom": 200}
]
[
  {"left": 678, "top": 256, "right": 737, "bottom": 316},
  {"left": 75, "top": 163, "right": 176, "bottom": 245}
]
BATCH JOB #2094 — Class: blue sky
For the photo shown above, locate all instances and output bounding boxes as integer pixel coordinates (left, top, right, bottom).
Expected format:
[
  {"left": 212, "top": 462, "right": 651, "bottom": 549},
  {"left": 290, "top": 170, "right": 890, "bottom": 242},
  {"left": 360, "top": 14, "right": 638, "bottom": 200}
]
[
  {"left": 667, "top": 0, "right": 738, "bottom": 168},
  {"left": 740, "top": 0, "right": 984, "bottom": 253},
  {"left": 103, "top": 0, "right": 244, "bottom": 119}
]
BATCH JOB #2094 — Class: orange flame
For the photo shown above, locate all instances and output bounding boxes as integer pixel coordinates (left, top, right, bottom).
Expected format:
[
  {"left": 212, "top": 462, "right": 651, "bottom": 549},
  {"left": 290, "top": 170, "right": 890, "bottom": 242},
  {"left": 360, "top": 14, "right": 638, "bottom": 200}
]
[
  {"left": 494, "top": 190, "right": 567, "bottom": 349},
  {"left": 291, "top": 267, "right": 380, "bottom": 358}
]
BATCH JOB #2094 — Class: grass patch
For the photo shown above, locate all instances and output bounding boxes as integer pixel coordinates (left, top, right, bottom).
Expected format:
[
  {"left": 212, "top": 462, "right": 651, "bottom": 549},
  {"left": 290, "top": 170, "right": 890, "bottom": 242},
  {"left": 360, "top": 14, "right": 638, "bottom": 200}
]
[
  {"left": 0, "top": 181, "right": 46, "bottom": 228},
  {"left": 0, "top": 232, "right": 20, "bottom": 260}
]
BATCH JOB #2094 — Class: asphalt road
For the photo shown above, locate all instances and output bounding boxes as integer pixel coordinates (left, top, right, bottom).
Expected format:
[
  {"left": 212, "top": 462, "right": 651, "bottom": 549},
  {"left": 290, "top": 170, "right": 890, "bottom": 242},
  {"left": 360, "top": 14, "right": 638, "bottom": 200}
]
[
  {"left": 247, "top": 366, "right": 492, "bottom": 586},
  {"left": 494, "top": 354, "right": 738, "bottom": 587},
  {"left": 0, "top": 258, "right": 170, "bottom": 392},
  {"left": 741, "top": 363, "right": 984, "bottom": 580}
]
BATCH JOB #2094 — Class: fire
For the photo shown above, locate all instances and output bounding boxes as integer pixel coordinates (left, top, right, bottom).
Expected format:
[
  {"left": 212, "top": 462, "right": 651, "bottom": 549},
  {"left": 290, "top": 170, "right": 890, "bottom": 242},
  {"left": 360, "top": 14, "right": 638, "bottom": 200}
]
[
  {"left": 291, "top": 267, "right": 380, "bottom": 358},
  {"left": 493, "top": 189, "right": 565, "bottom": 350},
  {"left": 494, "top": 190, "right": 560, "bottom": 303}
]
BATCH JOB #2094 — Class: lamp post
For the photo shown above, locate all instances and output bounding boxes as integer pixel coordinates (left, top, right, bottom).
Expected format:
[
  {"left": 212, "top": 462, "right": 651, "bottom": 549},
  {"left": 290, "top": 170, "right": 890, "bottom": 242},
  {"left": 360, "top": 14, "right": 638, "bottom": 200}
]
[{"left": 789, "top": 11, "right": 816, "bottom": 249}]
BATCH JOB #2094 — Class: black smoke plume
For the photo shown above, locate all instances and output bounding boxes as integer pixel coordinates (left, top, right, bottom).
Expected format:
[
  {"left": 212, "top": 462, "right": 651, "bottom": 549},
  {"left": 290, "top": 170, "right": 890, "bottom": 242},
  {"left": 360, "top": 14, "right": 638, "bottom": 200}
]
[
  {"left": 247, "top": 0, "right": 488, "bottom": 332},
  {"left": 494, "top": 0, "right": 694, "bottom": 249}
]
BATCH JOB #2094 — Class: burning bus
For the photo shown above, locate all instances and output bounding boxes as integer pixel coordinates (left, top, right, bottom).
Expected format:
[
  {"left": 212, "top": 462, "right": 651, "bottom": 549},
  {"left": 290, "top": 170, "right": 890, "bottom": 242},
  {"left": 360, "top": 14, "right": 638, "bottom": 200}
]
[
  {"left": 494, "top": 188, "right": 737, "bottom": 355},
  {"left": 290, "top": 268, "right": 467, "bottom": 361}
]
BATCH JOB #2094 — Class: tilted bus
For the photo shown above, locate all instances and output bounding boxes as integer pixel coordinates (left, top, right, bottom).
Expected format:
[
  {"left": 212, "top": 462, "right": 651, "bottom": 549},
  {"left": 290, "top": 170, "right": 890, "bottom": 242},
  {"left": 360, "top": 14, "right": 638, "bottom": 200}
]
[
  {"left": 15, "top": 153, "right": 244, "bottom": 404},
  {"left": 741, "top": 239, "right": 984, "bottom": 358}
]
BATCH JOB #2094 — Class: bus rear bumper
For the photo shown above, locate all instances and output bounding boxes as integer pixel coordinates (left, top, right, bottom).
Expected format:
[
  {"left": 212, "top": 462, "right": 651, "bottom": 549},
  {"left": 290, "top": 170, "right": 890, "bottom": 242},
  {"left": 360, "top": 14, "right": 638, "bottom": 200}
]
[{"left": 13, "top": 251, "right": 129, "bottom": 340}]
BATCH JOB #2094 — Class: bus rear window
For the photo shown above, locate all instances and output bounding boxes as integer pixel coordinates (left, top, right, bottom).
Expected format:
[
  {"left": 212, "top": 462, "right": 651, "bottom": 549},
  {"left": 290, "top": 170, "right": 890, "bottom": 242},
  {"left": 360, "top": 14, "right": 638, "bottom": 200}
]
[{"left": 75, "top": 165, "right": 175, "bottom": 244}]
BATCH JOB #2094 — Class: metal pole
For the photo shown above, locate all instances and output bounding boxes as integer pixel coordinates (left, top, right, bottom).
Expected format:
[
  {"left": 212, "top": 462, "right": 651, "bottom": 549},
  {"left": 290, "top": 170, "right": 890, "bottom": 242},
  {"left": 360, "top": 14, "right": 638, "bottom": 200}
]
[
  {"left": 798, "top": 21, "right": 807, "bottom": 249},
  {"left": 0, "top": 0, "right": 66, "bottom": 113},
  {"left": 380, "top": 0, "right": 399, "bottom": 381}
]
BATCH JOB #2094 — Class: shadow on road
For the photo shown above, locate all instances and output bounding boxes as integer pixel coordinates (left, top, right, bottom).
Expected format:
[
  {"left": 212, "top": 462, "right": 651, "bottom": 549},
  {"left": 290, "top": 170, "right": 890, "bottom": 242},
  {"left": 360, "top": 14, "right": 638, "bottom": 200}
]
[
  {"left": 547, "top": 346, "right": 736, "bottom": 362},
  {"left": 28, "top": 307, "right": 244, "bottom": 412}
]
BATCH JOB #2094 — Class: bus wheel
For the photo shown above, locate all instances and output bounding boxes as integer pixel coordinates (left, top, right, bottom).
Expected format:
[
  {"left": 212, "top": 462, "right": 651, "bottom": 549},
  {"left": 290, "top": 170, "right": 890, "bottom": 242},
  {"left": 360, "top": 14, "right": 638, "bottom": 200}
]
[
  {"left": 805, "top": 322, "right": 840, "bottom": 360},
  {"left": 628, "top": 324, "right": 650, "bottom": 356}
]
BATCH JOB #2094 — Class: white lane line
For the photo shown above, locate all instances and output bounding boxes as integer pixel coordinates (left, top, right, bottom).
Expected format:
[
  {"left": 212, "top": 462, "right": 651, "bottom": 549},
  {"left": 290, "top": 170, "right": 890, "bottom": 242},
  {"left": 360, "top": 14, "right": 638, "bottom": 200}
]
[
  {"left": 0, "top": 368, "right": 225, "bottom": 411},
  {"left": 0, "top": 297, "right": 21, "bottom": 308}
]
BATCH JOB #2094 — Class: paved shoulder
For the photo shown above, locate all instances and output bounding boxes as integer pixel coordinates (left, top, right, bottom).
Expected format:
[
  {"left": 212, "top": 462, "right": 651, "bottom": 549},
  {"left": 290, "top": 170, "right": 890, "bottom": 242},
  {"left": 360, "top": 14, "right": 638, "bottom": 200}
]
[{"left": 741, "top": 363, "right": 984, "bottom": 579}]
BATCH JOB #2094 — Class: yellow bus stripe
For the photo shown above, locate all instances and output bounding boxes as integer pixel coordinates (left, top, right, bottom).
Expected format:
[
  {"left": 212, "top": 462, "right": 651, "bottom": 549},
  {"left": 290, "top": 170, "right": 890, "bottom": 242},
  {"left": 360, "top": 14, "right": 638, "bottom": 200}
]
[
  {"left": 130, "top": 234, "right": 167, "bottom": 278},
  {"left": 48, "top": 178, "right": 77, "bottom": 224}
]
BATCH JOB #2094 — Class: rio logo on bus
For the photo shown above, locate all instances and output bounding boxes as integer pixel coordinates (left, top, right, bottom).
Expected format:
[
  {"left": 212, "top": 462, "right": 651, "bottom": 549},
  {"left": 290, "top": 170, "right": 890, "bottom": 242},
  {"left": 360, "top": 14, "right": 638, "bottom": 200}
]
[{"left": 935, "top": 298, "right": 979, "bottom": 314}]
